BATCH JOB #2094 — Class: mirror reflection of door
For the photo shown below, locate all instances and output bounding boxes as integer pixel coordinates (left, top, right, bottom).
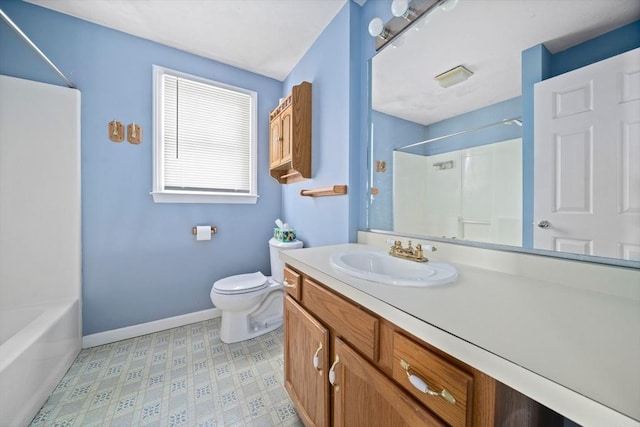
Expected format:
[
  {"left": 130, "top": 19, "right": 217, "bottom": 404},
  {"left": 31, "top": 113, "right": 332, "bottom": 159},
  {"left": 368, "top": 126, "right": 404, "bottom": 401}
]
[{"left": 534, "top": 47, "right": 640, "bottom": 260}]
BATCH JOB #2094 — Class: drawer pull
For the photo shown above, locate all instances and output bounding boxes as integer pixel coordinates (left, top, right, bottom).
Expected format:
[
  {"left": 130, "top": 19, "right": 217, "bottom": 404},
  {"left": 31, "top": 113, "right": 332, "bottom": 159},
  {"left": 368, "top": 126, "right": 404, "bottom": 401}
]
[
  {"left": 312, "top": 342, "right": 323, "bottom": 374},
  {"left": 283, "top": 278, "right": 296, "bottom": 288},
  {"left": 329, "top": 355, "right": 340, "bottom": 391},
  {"left": 400, "top": 359, "right": 456, "bottom": 405}
]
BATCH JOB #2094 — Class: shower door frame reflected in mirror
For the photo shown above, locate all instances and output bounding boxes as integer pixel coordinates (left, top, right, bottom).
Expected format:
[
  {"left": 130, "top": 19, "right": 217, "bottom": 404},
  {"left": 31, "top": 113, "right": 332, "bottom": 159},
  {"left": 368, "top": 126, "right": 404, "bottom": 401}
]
[{"left": 393, "top": 134, "right": 523, "bottom": 247}]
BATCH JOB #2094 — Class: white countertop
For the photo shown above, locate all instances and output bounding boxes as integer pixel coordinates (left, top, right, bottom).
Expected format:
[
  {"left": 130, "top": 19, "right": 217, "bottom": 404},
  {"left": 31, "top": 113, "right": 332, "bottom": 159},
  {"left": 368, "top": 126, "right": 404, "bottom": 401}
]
[{"left": 280, "top": 242, "right": 640, "bottom": 427}]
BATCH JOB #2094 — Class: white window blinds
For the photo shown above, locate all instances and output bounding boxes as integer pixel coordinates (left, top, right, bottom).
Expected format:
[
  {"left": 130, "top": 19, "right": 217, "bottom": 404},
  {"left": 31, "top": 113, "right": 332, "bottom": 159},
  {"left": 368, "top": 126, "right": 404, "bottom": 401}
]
[{"left": 152, "top": 66, "right": 258, "bottom": 204}]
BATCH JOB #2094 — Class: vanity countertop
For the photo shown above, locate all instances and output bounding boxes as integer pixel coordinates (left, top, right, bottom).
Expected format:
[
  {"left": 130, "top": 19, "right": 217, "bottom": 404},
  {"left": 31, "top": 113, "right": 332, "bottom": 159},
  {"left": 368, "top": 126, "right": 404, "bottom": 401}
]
[{"left": 280, "top": 243, "right": 640, "bottom": 427}]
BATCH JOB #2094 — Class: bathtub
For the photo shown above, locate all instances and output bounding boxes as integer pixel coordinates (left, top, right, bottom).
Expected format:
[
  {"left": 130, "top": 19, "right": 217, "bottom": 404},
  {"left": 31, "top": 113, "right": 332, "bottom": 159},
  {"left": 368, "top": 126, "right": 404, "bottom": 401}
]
[{"left": 0, "top": 299, "right": 81, "bottom": 426}]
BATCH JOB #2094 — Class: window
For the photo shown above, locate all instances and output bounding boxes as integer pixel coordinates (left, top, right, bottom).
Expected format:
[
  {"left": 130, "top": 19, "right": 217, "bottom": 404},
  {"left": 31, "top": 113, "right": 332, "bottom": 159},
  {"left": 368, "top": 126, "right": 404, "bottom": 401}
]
[{"left": 151, "top": 66, "right": 258, "bottom": 203}]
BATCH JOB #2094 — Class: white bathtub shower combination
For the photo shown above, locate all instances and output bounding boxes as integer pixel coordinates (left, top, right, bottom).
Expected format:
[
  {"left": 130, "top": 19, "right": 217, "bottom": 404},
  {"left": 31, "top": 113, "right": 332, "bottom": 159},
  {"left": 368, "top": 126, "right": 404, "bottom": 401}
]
[
  {"left": 0, "top": 301, "right": 81, "bottom": 425},
  {"left": 0, "top": 75, "right": 82, "bottom": 426}
]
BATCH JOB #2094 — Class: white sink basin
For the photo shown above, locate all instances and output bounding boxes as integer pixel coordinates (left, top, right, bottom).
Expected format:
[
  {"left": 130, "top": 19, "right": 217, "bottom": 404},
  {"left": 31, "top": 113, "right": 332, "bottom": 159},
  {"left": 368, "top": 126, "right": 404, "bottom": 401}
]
[{"left": 330, "top": 249, "right": 458, "bottom": 287}]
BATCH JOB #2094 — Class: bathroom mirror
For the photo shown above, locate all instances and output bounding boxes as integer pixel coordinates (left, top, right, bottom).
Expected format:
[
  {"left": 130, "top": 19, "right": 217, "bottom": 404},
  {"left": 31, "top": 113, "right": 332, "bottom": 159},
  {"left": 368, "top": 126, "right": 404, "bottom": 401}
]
[{"left": 368, "top": 0, "right": 640, "bottom": 266}]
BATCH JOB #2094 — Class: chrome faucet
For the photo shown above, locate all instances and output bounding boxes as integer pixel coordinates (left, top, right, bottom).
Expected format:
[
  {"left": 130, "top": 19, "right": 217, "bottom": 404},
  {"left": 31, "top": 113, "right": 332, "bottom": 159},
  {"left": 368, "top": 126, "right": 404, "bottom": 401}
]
[{"left": 388, "top": 240, "right": 436, "bottom": 263}]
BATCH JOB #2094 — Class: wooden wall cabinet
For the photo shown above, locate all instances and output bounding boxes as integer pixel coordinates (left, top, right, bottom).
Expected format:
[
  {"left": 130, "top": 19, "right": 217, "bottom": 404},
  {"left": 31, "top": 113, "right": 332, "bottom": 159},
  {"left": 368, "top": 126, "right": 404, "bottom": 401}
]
[
  {"left": 269, "top": 82, "right": 312, "bottom": 184},
  {"left": 282, "top": 265, "right": 563, "bottom": 427}
]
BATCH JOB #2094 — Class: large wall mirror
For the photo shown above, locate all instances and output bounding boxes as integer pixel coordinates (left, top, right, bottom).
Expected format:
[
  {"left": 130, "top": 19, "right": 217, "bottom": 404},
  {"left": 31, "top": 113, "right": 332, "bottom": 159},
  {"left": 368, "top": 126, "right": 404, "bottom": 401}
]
[{"left": 368, "top": 0, "right": 640, "bottom": 267}]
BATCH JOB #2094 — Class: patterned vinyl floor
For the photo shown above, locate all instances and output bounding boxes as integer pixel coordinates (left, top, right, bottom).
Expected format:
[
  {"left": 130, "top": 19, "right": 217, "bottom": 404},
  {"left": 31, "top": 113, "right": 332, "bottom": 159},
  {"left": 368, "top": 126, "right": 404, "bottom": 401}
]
[{"left": 28, "top": 318, "right": 302, "bottom": 426}]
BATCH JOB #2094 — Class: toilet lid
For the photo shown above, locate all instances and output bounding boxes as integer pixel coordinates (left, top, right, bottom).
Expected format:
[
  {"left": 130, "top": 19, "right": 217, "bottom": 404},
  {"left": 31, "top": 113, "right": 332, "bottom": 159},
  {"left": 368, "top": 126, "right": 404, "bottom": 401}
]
[{"left": 213, "top": 272, "right": 268, "bottom": 294}]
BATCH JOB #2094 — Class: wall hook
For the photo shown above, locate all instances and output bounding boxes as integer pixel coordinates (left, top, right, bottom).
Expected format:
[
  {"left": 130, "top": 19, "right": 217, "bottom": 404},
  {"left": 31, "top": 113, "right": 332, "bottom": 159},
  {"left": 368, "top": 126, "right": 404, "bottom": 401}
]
[
  {"left": 108, "top": 120, "right": 124, "bottom": 142},
  {"left": 127, "top": 122, "right": 142, "bottom": 144}
]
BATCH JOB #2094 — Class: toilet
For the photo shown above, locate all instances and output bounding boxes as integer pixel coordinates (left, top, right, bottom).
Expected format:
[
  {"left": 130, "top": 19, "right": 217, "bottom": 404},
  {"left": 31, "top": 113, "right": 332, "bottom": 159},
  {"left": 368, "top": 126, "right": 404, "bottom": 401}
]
[{"left": 210, "top": 237, "right": 303, "bottom": 343}]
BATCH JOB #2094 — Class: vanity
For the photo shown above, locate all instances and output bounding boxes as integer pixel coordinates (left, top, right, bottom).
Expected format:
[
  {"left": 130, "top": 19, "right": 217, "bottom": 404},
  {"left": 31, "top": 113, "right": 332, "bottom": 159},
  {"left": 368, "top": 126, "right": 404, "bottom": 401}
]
[{"left": 280, "top": 232, "right": 640, "bottom": 427}]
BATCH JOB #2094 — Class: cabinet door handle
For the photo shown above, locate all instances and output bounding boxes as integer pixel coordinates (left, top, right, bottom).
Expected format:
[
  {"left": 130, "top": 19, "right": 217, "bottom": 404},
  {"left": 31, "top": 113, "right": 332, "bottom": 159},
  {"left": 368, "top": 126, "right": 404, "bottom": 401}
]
[
  {"left": 328, "top": 355, "right": 340, "bottom": 391},
  {"left": 400, "top": 359, "right": 456, "bottom": 405},
  {"left": 312, "top": 342, "right": 323, "bottom": 374},
  {"left": 283, "top": 278, "right": 296, "bottom": 288}
]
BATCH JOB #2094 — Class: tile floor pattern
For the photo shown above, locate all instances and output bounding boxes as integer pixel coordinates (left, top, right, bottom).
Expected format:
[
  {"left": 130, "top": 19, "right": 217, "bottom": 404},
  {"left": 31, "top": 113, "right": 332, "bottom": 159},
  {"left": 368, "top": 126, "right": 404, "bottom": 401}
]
[{"left": 29, "top": 318, "right": 303, "bottom": 426}]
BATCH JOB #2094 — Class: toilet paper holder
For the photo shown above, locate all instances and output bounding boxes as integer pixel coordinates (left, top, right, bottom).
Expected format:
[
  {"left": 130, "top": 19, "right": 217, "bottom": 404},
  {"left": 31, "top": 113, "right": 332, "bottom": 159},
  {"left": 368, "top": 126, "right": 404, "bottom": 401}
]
[{"left": 192, "top": 226, "right": 217, "bottom": 236}]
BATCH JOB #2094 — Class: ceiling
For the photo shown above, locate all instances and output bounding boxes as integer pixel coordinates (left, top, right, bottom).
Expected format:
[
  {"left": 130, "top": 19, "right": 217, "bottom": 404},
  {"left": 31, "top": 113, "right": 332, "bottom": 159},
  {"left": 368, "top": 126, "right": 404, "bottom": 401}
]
[
  {"left": 22, "top": 0, "right": 640, "bottom": 124},
  {"left": 25, "top": 0, "right": 348, "bottom": 81},
  {"left": 372, "top": 0, "right": 640, "bottom": 125}
]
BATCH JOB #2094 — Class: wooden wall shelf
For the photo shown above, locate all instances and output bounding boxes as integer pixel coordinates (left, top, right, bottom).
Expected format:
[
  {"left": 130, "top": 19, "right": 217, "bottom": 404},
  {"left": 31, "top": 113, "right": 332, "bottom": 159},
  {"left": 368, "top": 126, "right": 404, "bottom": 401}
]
[{"left": 300, "top": 185, "right": 347, "bottom": 197}]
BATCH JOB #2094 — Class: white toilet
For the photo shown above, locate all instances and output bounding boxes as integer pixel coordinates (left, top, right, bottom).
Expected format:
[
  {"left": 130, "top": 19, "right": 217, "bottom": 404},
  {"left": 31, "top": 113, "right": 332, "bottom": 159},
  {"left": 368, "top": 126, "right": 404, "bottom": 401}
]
[{"left": 210, "top": 237, "right": 303, "bottom": 343}]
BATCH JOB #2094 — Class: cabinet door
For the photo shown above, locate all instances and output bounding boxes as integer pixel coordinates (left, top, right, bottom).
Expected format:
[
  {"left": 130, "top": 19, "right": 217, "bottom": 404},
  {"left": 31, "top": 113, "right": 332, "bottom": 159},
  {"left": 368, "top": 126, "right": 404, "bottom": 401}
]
[
  {"left": 284, "top": 296, "right": 330, "bottom": 427},
  {"left": 280, "top": 104, "right": 293, "bottom": 164},
  {"left": 331, "top": 337, "right": 445, "bottom": 427},
  {"left": 269, "top": 115, "right": 282, "bottom": 168}
]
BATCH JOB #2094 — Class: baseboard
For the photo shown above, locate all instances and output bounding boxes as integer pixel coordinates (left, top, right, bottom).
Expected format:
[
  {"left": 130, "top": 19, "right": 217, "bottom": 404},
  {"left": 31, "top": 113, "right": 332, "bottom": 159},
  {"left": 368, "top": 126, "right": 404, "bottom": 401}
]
[{"left": 82, "top": 308, "right": 222, "bottom": 348}]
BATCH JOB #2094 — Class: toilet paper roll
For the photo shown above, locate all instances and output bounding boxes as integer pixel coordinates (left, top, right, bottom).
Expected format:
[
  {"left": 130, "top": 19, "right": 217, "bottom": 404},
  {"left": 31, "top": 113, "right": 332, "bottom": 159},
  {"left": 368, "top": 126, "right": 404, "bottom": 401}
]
[{"left": 196, "top": 226, "right": 211, "bottom": 241}]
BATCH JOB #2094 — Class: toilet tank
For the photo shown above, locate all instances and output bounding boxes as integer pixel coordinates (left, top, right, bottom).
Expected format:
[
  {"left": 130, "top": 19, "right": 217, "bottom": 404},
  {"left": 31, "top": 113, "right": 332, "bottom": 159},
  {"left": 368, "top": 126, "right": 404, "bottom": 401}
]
[{"left": 269, "top": 238, "right": 303, "bottom": 283}]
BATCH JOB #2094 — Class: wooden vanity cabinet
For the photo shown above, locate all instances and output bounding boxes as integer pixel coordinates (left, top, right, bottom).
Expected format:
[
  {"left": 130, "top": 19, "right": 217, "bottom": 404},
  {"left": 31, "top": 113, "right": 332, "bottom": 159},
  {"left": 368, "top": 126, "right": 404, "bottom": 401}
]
[
  {"left": 283, "top": 264, "right": 564, "bottom": 427},
  {"left": 269, "top": 82, "right": 311, "bottom": 184},
  {"left": 332, "top": 336, "right": 446, "bottom": 427},
  {"left": 285, "top": 294, "right": 441, "bottom": 427}
]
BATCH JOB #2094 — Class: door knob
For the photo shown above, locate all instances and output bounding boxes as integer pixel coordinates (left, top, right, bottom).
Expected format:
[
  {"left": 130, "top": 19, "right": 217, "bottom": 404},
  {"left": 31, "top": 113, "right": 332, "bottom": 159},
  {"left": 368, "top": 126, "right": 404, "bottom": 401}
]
[{"left": 537, "top": 220, "right": 551, "bottom": 229}]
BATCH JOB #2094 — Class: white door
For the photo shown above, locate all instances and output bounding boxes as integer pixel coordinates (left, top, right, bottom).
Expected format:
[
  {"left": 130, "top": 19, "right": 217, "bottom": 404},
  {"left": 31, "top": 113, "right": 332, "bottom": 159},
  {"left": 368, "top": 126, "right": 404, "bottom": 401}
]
[{"left": 534, "top": 47, "right": 640, "bottom": 260}]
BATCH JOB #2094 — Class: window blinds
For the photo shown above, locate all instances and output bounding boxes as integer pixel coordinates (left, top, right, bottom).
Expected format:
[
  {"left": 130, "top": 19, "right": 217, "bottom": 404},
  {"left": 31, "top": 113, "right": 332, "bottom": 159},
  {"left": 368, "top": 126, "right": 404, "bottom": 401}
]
[{"left": 162, "top": 74, "right": 253, "bottom": 193}]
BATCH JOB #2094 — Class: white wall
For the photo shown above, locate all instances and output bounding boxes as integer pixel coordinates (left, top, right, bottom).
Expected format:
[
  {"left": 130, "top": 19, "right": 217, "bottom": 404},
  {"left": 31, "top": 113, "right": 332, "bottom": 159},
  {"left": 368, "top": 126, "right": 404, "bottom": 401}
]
[{"left": 0, "top": 75, "right": 81, "bottom": 306}]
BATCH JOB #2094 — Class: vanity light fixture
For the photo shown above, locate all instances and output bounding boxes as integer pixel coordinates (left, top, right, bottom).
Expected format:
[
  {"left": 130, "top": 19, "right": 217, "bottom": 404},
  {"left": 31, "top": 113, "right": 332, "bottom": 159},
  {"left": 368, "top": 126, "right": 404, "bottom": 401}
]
[
  {"left": 434, "top": 65, "right": 473, "bottom": 88},
  {"left": 368, "top": 17, "right": 391, "bottom": 39},
  {"left": 391, "top": 0, "right": 418, "bottom": 20},
  {"left": 369, "top": 0, "right": 461, "bottom": 50}
]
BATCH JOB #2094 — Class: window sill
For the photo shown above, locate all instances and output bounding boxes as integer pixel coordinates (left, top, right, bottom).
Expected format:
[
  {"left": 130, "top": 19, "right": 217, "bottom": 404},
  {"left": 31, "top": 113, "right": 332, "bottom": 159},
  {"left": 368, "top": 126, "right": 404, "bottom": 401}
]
[{"left": 151, "top": 191, "right": 259, "bottom": 204}]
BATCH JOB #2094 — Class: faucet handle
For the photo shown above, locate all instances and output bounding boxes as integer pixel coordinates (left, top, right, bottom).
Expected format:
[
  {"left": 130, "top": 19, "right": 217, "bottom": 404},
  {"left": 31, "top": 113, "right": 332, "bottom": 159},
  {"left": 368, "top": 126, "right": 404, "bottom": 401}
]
[{"left": 415, "top": 244, "right": 423, "bottom": 258}]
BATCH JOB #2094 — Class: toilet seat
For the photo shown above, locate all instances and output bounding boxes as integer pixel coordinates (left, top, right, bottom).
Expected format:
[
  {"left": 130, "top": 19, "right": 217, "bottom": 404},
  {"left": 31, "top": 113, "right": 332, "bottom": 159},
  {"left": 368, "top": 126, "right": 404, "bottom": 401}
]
[{"left": 213, "top": 272, "right": 268, "bottom": 295}]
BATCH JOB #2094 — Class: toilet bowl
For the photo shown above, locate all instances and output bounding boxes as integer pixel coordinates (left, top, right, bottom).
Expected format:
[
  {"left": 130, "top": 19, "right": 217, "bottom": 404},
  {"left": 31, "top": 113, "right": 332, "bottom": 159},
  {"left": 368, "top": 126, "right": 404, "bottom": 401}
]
[{"left": 210, "top": 238, "right": 303, "bottom": 343}]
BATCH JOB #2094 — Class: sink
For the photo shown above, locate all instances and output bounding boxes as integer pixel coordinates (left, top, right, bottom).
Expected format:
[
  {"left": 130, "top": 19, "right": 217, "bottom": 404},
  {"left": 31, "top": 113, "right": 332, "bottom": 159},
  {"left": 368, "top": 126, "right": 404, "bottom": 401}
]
[{"left": 330, "top": 249, "right": 458, "bottom": 287}]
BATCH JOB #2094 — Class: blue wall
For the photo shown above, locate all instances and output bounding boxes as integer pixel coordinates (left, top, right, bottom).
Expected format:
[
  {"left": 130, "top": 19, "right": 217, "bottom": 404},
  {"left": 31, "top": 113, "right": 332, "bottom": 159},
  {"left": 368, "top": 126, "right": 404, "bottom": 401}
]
[
  {"left": 281, "top": 3, "right": 354, "bottom": 247},
  {"left": 0, "top": 0, "right": 283, "bottom": 335},
  {"left": 551, "top": 21, "right": 640, "bottom": 77},
  {"left": 369, "top": 111, "right": 427, "bottom": 230},
  {"left": 358, "top": 0, "right": 395, "bottom": 231},
  {"left": 422, "top": 97, "right": 522, "bottom": 155},
  {"left": 5, "top": 0, "right": 631, "bottom": 336}
]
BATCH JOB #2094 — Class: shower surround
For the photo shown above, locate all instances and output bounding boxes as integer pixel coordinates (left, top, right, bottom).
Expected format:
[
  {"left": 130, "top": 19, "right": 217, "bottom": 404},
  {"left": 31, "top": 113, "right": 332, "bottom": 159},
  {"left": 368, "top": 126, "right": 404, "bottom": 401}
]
[{"left": 0, "top": 75, "right": 82, "bottom": 426}]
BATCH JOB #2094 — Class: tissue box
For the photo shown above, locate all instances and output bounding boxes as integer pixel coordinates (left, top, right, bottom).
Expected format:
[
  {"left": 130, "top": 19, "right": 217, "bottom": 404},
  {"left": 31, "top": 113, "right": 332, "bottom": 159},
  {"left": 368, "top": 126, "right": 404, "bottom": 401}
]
[{"left": 273, "top": 228, "right": 296, "bottom": 242}]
